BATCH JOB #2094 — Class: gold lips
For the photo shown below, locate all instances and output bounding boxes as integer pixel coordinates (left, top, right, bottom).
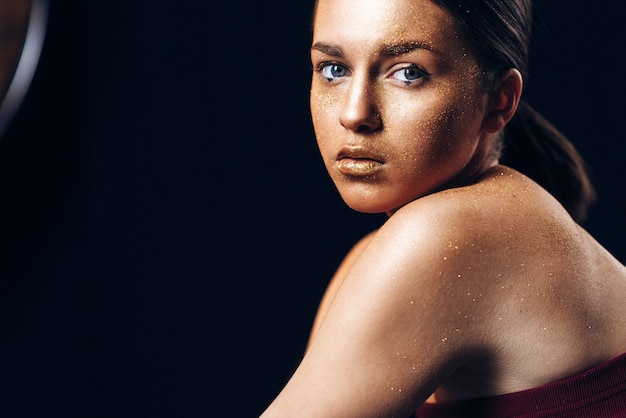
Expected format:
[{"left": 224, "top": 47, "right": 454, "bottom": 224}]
[{"left": 336, "top": 158, "right": 384, "bottom": 176}]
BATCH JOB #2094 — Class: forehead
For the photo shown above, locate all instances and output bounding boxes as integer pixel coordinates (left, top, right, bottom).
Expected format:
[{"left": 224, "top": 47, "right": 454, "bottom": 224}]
[{"left": 313, "top": 0, "right": 458, "bottom": 49}]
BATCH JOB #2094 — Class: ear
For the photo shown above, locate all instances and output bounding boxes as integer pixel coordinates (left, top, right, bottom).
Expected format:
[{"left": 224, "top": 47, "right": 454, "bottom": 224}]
[{"left": 481, "top": 69, "right": 523, "bottom": 134}]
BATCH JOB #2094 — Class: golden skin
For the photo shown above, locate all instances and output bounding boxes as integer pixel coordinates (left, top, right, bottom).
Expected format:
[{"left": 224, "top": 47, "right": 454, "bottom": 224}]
[
  {"left": 310, "top": 0, "right": 499, "bottom": 215},
  {"left": 261, "top": 0, "right": 626, "bottom": 416}
]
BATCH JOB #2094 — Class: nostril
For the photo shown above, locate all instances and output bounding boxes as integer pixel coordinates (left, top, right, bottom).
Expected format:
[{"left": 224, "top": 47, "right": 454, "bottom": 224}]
[{"left": 354, "top": 116, "right": 382, "bottom": 133}]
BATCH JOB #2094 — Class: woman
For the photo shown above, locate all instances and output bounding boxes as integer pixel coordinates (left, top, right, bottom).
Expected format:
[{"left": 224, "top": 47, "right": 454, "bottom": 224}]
[{"left": 261, "top": 0, "right": 626, "bottom": 416}]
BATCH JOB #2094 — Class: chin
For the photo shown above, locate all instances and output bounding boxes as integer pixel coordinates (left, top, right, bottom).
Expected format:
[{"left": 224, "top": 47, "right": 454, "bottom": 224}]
[
  {"left": 333, "top": 180, "right": 429, "bottom": 215},
  {"left": 345, "top": 204, "right": 387, "bottom": 214},
  {"left": 341, "top": 187, "right": 433, "bottom": 215},
  {"left": 339, "top": 193, "right": 400, "bottom": 215}
]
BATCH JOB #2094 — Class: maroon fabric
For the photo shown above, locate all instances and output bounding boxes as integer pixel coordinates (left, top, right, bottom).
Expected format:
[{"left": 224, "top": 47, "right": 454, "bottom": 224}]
[{"left": 416, "top": 352, "right": 626, "bottom": 417}]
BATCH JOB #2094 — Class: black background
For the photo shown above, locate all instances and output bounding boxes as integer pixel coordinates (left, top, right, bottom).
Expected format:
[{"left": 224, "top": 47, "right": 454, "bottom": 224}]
[{"left": 0, "top": 1, "right": 623, "bottom": 417}]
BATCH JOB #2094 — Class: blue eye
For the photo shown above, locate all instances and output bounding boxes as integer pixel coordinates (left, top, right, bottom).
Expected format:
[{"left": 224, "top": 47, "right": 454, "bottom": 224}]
[
  {"left": 392, "top": 65, "right": 428, "bottom": 85},
  {"left": 319, "top": 63, "right": 349, "bottom": 81}
]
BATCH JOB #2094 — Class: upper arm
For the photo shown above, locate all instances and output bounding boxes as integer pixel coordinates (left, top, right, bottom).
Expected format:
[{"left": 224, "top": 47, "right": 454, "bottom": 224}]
[
  {"left": 308, "top": 230, "right": 378, "bottom": 349},
  {"left": 263, "top": 203, "right": 499, "bottom": 417}
]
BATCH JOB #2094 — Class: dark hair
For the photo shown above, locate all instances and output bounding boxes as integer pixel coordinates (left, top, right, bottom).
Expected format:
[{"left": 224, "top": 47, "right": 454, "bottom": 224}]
[{"left": 430, "top": 0, "right": 595, "bottom": 222}]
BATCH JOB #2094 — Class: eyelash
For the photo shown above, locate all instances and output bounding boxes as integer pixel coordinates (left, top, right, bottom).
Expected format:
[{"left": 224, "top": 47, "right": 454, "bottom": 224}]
[{"left": 315, "top": 62, "right": 430, "bottom": 86}]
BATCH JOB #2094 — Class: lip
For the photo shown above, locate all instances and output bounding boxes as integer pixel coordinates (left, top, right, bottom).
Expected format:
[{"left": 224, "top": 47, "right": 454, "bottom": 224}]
[{"left": 336, "top": 147, "right": 385, "bottom": 176}]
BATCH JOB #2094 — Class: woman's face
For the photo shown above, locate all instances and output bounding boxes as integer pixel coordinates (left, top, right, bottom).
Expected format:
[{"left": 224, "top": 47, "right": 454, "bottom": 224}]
[{"left": 311, "top": 0, "right": 494, "bottom": 215}]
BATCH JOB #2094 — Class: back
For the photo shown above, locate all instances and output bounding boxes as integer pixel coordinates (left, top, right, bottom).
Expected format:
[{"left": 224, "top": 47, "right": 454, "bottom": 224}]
[
  {"left": 263, "top": 166, "right": 626, "bottom": 417},
  {"left": 404, "top": 166, "right": 626, "bottom": 402}
]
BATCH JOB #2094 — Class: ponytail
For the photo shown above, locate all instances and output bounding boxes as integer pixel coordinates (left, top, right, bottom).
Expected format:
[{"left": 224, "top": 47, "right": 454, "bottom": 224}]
[{"left": 501, "top": 101, "right": 596, "bottom": 223}]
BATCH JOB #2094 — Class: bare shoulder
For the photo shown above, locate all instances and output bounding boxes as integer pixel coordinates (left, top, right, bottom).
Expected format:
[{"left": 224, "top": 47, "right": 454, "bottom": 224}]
[
  {"left": 263, "top": 167, "right": 626, "bottom": 415},
  {"left": 378, "top": 166, "right": 626, "bottom": 398},
  {"left": 378, "top": 166, "right": 561, "bottom": 275},
  {"left": 383, "top": 165, "right": 582, "bottom": 263},
  {"left": 376, "top": 164, "right": 622, "bottom": 328}
]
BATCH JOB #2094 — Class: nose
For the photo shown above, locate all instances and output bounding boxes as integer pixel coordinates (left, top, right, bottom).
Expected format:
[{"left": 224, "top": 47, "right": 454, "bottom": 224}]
[{"left": 339, "top": 76, "right": 381, "bottom": 133}]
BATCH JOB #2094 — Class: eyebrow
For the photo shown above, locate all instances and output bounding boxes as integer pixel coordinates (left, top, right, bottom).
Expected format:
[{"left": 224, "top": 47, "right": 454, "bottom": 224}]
[
  {"left": 311, "top": 42, "right": 345, "bottom": 58},
  {"left": 379, "top": 41, "right": 437, "bottom": 56},
  {"left": 311, "top": 41, "right": 438, "bottom": 58}
]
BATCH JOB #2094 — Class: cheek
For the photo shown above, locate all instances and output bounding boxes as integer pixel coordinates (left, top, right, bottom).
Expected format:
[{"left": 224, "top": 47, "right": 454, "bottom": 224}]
[
  {"left": 310, "top": 90, "right": 341, "bottom": 153},
  {"left": 311, "top": 88, "right": 339, "bottom": 111},
  {"left": 386, "top": 93, "right": 484, "bottom": 175}
]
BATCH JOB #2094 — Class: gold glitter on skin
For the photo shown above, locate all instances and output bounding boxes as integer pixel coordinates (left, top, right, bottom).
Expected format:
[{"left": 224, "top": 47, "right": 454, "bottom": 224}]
[
  {"left": 310, "top": 0, "right": 492, "bottom": 216},
  {"left": 261, "top": 0, "right": 626, "bottom": 416}
]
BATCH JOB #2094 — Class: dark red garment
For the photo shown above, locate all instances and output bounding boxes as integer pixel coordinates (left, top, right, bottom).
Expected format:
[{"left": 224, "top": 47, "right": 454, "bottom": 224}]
[{"left": 416, "top": 352, "right": 626, "bottom": 417}]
